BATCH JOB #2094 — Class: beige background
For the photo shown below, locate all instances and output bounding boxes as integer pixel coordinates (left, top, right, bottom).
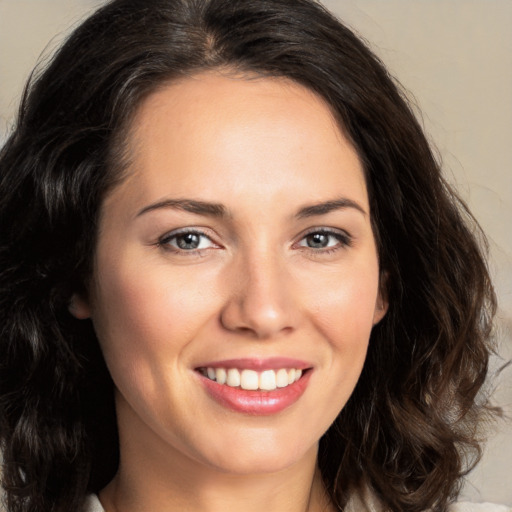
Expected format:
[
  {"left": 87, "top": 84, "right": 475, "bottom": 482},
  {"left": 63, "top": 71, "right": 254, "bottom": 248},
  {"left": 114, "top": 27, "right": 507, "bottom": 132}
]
[{"left": 0, "top": 0, "right": 511, "bottom": 505}]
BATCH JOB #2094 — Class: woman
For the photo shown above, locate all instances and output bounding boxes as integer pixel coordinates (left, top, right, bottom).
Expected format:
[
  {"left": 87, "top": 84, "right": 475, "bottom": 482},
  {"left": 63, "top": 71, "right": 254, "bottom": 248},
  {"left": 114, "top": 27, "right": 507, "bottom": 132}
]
[{"left": 0, "top": 0, "right": 504, "bottom": 511}]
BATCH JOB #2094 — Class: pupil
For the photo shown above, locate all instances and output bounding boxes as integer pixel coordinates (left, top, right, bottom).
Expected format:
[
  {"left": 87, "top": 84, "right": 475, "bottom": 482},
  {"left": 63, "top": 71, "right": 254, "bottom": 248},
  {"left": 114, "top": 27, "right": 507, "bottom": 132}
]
[
  {"left": 308, "top": 233, "right": 328, "bottom": 248},
  {"left": 178, "top": 233, "right": 200, "bottom": 249}
]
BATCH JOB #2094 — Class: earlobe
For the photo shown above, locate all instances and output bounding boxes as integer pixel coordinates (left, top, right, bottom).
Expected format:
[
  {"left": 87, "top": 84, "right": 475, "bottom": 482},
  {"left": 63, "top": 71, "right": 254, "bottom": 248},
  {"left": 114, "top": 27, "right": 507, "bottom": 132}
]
[
  {"left": 68, "top": 293, "right": 91, "bottom": 319},
  {"left": 373, "top": 271, "right": 389, "bottom": 325},
  {"left": 372, "top": 295, "right": 388, "bottom": 325}
]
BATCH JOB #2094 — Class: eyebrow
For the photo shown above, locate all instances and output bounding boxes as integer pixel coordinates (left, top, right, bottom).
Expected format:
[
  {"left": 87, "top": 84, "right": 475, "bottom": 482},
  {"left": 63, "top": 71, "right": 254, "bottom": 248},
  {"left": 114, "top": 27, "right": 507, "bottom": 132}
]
[
  {"left": 136, "top": 199, "right": 227, "bottom": 218},
  {"left": 296, "top": 198, "right": 367, "bottom": 218},
  {"left": 136, "top": 197, "right": 366, "bottom": 219}
]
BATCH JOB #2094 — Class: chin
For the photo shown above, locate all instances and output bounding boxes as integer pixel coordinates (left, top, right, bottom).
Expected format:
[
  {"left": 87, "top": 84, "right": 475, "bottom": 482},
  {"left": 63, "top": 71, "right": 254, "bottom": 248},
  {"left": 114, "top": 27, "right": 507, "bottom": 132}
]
[{"left": 195, "top": 432, "right": 318, "bottom": 476}]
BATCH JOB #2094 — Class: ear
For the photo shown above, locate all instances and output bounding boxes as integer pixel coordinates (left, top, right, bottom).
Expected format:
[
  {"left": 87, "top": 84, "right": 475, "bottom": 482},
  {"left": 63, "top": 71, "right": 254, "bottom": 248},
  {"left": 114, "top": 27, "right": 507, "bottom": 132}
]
[
  {"left": 372, "top": 271, "right": 389, "bottom": 325},
  {"left": 68, "top": 293, "right": 91, "bottom": 320}
]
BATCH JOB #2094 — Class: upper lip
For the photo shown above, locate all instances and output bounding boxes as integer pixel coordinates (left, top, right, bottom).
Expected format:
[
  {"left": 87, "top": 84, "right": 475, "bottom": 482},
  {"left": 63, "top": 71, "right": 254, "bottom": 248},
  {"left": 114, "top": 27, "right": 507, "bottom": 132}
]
[{"left": 195, "top": 357, "right": 312, "bottom": 371}]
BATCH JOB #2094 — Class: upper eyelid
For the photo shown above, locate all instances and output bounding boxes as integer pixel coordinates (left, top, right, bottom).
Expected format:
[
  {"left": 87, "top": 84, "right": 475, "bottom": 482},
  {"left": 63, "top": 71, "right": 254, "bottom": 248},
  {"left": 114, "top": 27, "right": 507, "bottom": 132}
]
[
  {"left": 297, "top": 226, "right": 352, "bottom": 239},
  {"left": 300, "top": 226, "right": 348, "bottom": 234},
  {"left": 159, "top": 227, "right": 215, "bottom": 241}
]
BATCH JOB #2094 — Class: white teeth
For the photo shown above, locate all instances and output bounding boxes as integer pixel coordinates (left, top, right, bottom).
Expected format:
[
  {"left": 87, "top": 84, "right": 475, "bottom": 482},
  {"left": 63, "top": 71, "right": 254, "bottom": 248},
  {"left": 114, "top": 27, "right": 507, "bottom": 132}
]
[
  {"left": 240, "top": 369, "right": 259, "bottom": 390},
  {"left": 226, "top": 368, "right": 241, "bottom": 387},
  {"left": 276, "top": 368, "right": 289, "bottom": 388},
  {"left": 203, "top": 367, "right": 305, "bottom": 390},
  {"left": 259, "top": 370, "right": 277, "bottom": 390},
  {"left": 216, "top": 368, "right": 227, "bottom": 385}
]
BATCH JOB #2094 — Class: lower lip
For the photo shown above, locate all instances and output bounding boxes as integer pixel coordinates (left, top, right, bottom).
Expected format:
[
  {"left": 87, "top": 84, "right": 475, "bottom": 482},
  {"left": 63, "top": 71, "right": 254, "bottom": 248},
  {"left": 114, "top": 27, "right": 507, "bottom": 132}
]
[{"left": 198, "top": 370, "right": 312, "bottom": 415}]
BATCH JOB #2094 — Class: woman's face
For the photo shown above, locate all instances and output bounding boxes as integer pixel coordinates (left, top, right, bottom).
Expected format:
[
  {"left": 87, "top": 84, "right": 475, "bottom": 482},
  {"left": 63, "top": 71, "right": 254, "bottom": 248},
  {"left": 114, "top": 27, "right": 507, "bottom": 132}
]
[{"left": 74, "top": 72, "right": 386, "bottom": 476}]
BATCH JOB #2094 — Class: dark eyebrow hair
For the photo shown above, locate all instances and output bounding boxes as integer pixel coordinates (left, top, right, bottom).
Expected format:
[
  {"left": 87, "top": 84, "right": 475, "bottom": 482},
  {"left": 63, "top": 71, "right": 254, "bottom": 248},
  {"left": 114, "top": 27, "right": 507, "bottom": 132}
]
[
  {"left": 136, "top": 197, "right": 366, "bottom": 219},
  {"left": 296, "top": 198, "right": 367, "bottom": 218},
  {"left": 136, "top": 199, "right": 227, "bottom": 218}
]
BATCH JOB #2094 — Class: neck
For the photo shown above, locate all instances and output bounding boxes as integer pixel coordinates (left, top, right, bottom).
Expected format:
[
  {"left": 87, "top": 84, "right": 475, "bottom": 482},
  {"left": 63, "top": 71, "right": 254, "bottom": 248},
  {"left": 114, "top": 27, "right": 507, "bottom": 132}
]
[{"left": 101, "top": 460, "right": 332, "bottom": 512}]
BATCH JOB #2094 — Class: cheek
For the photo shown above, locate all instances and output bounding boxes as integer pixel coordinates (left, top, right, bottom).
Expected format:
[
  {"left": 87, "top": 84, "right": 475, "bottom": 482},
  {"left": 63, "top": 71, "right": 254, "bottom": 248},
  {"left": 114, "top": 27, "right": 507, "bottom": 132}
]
[
  {"left": 304, "top": 262, "right": 380, "bottom": 349},
  {"left": 93, "top": 272, "right": 166, "bottom": 353},
  {"left": 88, "top": 261, "right": 213, "bottom": 421},
  {"left": 89, "top": 251, "right": 227, "bottom": 382}
]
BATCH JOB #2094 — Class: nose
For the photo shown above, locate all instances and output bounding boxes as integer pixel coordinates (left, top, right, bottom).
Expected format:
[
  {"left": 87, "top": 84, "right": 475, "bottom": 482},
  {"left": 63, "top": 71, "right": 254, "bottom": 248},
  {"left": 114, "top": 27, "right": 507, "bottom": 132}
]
[{"left": 220, "top": 251, "right": 299, "bottom": 339}]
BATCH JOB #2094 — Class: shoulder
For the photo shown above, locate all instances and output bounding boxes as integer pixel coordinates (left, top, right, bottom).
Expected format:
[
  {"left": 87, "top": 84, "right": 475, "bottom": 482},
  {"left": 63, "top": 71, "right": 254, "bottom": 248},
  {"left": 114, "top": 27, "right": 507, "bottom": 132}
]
[
  {"left": 82, "top": 494, "right": 511, "bottom": 512},
  {"left": 449, "top": 503, "right": 511, "bottom": 512},
  {"left": 346, "top": 492, "right": 511, "bottom": 512},
  {"left": 83, "top": 495, "right": 105, "bottom": 512}
]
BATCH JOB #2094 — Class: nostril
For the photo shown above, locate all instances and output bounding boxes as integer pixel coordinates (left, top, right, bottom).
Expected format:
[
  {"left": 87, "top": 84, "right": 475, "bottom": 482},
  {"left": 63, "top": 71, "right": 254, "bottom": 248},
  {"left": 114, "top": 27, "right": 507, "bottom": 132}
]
[{"left": 219, "top": 302, "right": 297, "bottom": 339}]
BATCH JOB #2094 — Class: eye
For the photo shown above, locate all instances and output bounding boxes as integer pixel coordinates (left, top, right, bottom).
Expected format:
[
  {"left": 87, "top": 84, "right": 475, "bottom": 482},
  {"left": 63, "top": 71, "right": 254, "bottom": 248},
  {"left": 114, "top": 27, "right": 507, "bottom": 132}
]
[
  {"left": 297, "top": 229, "right": 351, "bottom": 251},
  {"left": 159, "top": 230, "right": 217, "bottom": 252}
]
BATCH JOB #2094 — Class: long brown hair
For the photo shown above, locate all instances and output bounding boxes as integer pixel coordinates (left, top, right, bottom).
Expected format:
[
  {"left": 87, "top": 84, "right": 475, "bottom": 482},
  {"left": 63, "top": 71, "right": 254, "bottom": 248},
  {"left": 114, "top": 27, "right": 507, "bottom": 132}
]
[{"left": 0, "top": 1, "right": 496, "bottom": 511}]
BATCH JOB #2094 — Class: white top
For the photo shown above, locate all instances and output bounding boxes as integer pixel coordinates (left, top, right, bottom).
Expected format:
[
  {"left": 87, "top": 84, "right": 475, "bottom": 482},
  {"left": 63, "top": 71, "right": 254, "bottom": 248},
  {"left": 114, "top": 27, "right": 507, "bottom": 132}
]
[
  {"left": 83, "top": 494, "right": 511, "bottom": 512},
  {"left": 83, "top": 495, "right": 105, "bottom": 512}
]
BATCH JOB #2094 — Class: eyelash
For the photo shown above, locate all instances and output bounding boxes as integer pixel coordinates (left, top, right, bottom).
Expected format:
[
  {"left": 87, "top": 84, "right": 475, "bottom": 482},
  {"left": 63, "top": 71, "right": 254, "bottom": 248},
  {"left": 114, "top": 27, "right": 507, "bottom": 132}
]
[
  {"left": 157, "top": 228, "right": 352, "bottom": 256},
  {"left": 296, "top": 228, "right": 352, "bottom": 255},
  {"left": 157, "top": 229, "right": 218, "bottom": 255}
]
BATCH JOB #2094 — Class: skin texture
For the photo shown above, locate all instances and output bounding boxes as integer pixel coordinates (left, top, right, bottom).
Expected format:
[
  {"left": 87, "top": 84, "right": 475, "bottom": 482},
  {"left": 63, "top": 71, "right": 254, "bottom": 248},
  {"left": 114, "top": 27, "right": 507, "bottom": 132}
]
[{"left": 72, "top": 72, "right": 387, "bottom": 512}]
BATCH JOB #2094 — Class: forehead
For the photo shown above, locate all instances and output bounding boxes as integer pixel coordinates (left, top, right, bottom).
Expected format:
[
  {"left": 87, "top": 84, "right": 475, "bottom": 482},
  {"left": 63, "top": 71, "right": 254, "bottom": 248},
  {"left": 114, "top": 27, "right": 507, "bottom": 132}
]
[{"left": 104, "top": 71, "right": 368, "bottom": 217}]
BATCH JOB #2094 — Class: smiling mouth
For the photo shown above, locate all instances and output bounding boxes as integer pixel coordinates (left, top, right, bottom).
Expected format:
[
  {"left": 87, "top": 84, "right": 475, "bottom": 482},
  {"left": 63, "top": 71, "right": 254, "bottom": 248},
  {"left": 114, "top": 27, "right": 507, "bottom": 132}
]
[{"left": 197, "top": 367, "right": 305, "bottom": 391}]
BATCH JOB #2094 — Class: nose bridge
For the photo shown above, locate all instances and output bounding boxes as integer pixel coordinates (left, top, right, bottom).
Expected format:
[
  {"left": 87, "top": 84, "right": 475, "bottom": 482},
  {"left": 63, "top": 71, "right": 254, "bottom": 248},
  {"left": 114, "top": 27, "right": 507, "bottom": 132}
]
[{"left": 220, "top": 241, "right": 298, "bottom": 338}]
